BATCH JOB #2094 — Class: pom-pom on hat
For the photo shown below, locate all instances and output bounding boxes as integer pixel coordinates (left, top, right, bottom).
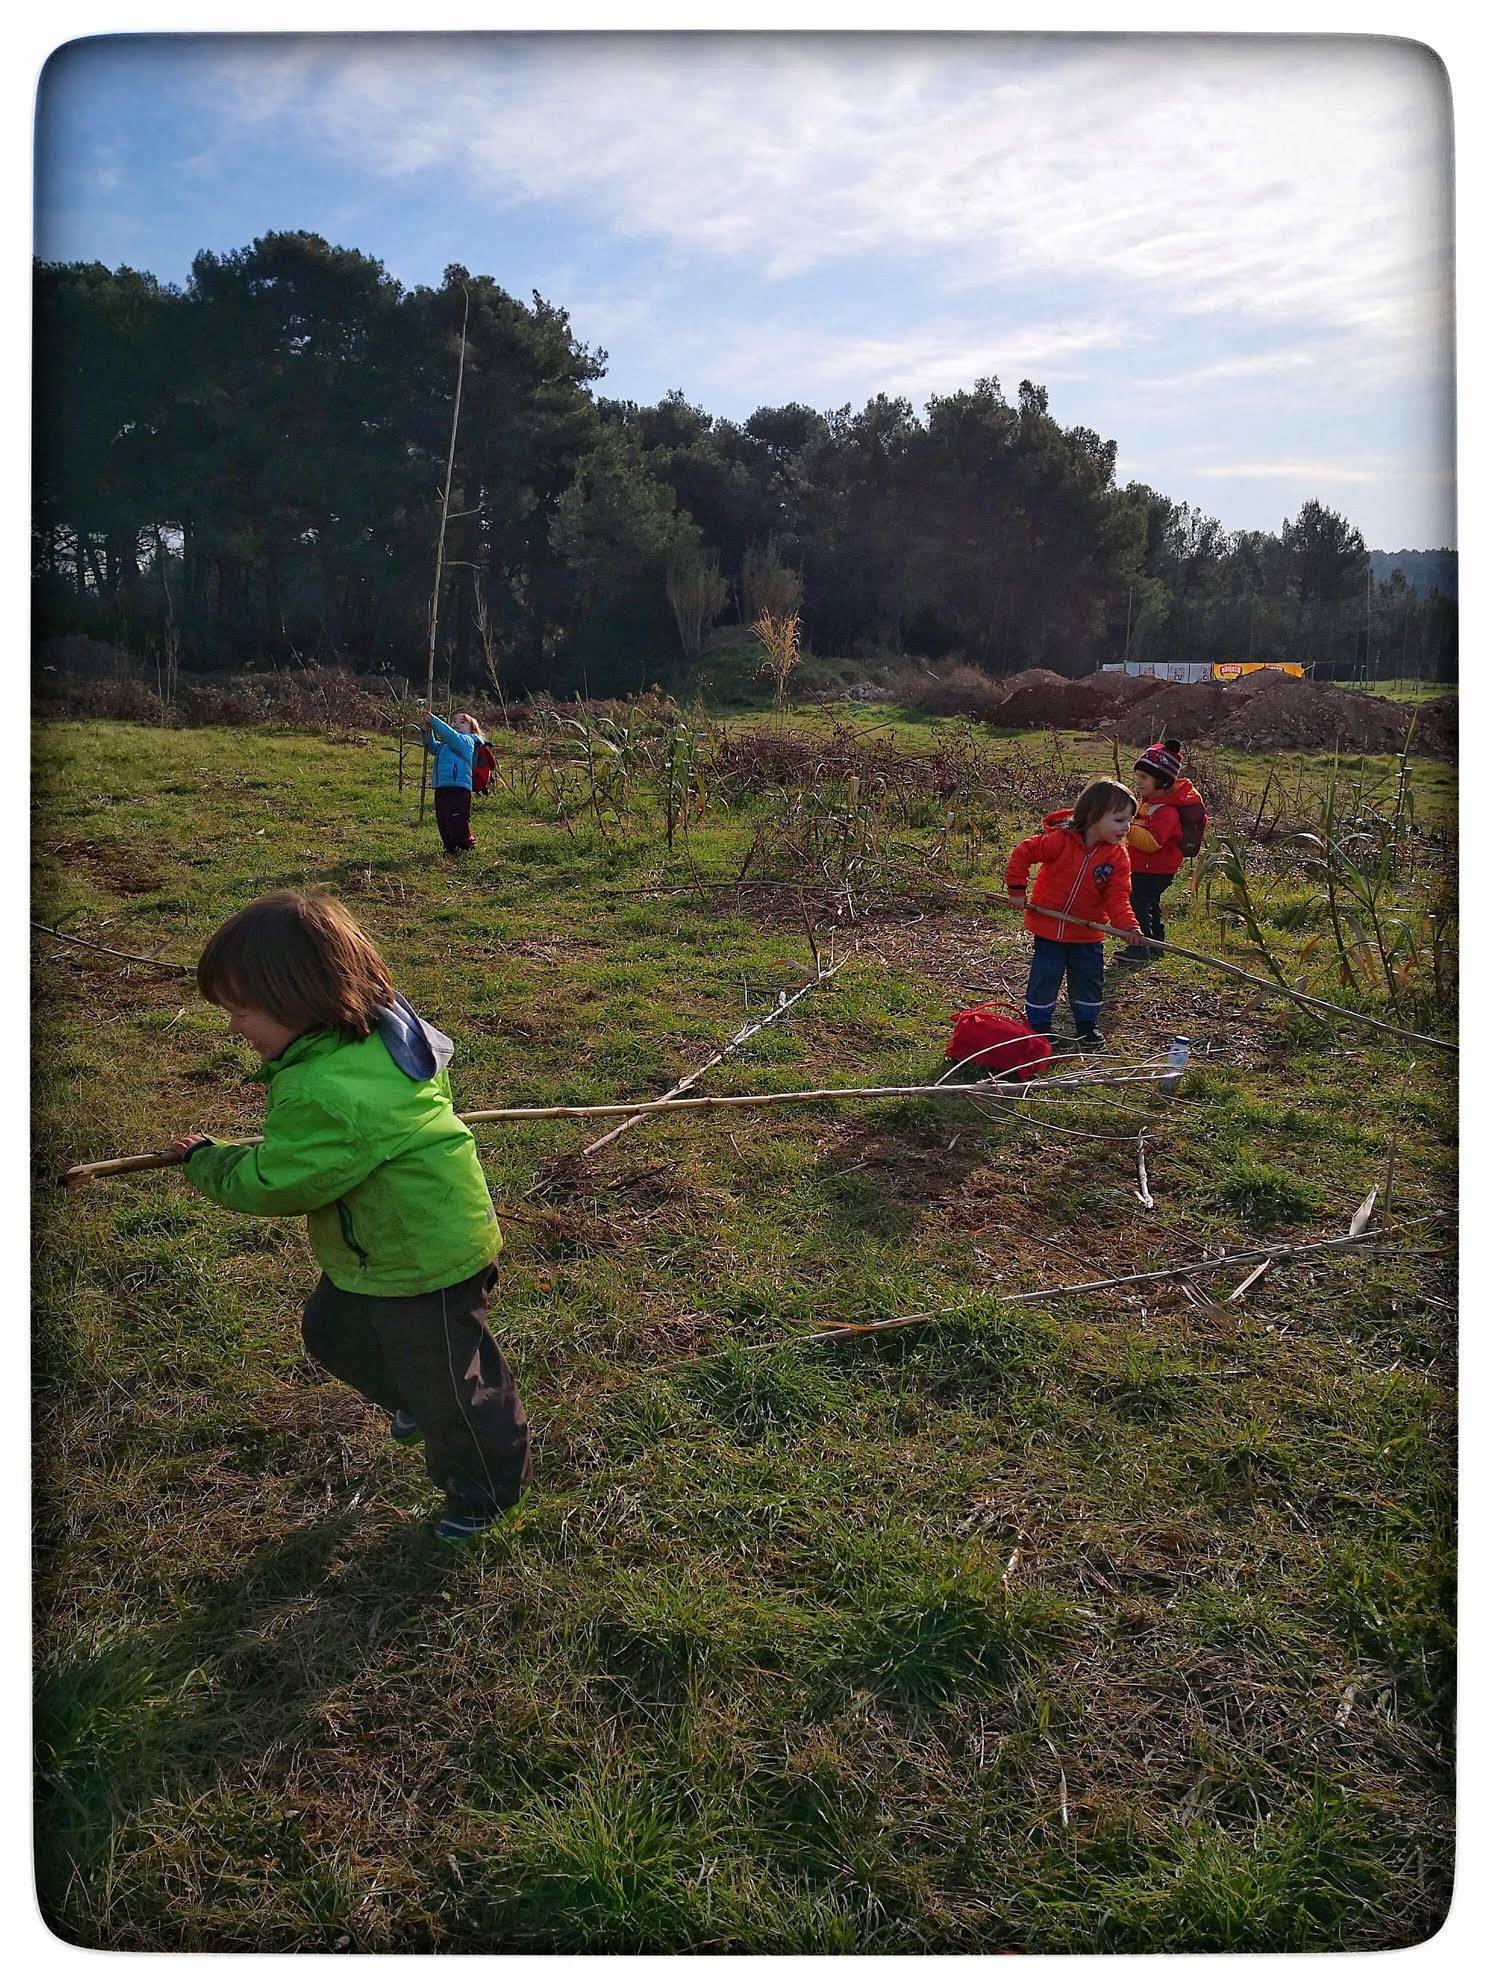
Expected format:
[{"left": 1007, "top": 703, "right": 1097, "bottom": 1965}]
[{"left": 1135, "top": 738, "right": 1183, "bottom": 784}]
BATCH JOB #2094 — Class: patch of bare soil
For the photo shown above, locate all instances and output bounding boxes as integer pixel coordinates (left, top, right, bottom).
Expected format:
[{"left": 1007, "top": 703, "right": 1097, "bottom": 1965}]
[{"left": 40, "top": 836, "right": 167, "bottom": 896}]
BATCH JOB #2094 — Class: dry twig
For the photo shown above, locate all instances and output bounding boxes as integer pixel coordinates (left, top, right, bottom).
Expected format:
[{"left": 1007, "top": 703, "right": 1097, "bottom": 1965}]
[{"left": 581, "top": 950, "right": 849, "bottom": 1158}]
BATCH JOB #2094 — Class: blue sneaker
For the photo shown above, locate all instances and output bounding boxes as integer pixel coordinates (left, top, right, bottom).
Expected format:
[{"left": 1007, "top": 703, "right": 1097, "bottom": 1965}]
[
  {"left": 435, "top": 1504, "right": 499, "bottom": 1544},
  {"left": 390, "top": 1410, "right": 423, "bottom": 1445}
]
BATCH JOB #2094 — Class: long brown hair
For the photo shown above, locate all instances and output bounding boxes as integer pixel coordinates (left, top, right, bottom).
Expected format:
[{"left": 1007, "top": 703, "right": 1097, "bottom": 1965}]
[
  {"left": 196, "top": 891, "right": 394, "bottom": 1039},
  {"left": 1070, "top": 777, "right": 1137, "bottom": 833}
]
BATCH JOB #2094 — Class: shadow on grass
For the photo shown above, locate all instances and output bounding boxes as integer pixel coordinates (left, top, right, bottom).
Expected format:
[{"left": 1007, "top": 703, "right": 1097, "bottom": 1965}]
[{"left": 34, "top": 1510, "right": 453, "bottom": 1944}]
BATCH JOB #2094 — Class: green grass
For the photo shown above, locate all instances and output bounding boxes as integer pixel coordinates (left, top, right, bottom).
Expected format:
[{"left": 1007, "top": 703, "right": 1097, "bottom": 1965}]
[
  {"left": 31, "top": 713, "right": 1455, "bottom": 1951},
  {"left": 1345, "top": 678, "right": 1456, "bottom": 705}
]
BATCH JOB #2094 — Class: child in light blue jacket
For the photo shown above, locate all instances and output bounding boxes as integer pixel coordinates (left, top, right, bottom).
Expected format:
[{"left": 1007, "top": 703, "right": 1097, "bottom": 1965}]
[{"left": 420, "top": 710, "right": 484, "bottom": 854}]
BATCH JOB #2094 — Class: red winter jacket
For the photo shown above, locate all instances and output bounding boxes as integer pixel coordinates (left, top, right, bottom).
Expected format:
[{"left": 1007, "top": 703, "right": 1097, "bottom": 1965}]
[
  {"left": 1006, "top": 811, "right": 1142, "bottom": 943},
  {"left": 1127, "top": 777, "right": 1203, "bottom": 877}
]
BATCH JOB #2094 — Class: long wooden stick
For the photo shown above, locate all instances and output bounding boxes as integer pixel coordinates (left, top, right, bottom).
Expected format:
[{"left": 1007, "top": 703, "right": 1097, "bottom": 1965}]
[
  {"left": 32, "top": 922, "right": 194, "bottom": 975},
  {"left": 741, "top": 1216, "right": 1445, "bottom": 1354},
  {"left": 1010, "top": 905, "right": 1456, "bottom": 1053},
  {"left": 58, "top": 1069, "right": 1167, "bottom": 1188},
  {"left": 419, "top": 284, "right": 470, "bottom": 826},
  {"left": 581, "top": 952, "right": 849, "bottom": 1157},
  {"left": 472, "top": 1071, "right": 1163, "bottom": 1123},
  {"left": 601, "top": 877, "right": 1455, "bottom": 1054}
]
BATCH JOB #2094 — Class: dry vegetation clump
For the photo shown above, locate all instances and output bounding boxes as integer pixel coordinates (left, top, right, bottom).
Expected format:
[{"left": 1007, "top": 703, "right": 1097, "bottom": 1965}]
[
  {"left": 885, "top": 662, "right": 1011, "bottom": 721},
  {"left": 36, "top": 672, "right": 171, "bottom": 725},
  {"left": 35, "top": 662, "right": 396, "bottom": 733}
]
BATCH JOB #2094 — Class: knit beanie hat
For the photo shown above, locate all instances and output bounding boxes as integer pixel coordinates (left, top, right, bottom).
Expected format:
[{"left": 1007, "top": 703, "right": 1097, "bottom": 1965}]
[{"left": 1135, "top": 739, "right": 1183, "bottom": 784}]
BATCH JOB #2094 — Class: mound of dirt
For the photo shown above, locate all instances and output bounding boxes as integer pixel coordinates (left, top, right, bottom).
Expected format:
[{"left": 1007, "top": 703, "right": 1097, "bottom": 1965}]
[
  {"left": 1412, "top": 697, "right": 1458, "bottom": 760},
  {"left": 1113, "top": 682, "right": 1247, "bottom": 743},
  {"left": 1061, "top": 672, "right": 1167, "bottom": 723},
  {"left": 1212, "top": 677, "right": 1412, "bottom": 753},
  {"left": 991, "top": 668, "right": 1081, "bottom": 726},
  {"left": 899, "top": 663, "right": 1011, "bottom": 720}
]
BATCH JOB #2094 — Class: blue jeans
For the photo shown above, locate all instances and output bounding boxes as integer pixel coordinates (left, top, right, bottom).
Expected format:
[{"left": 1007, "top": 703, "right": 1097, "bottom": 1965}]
[
  {"left": 1129, "top": 873, "right": 1172, "bottom": 954},
  {"left": 1026, "top": 937, "right": 1105, "bottom": 1033}
]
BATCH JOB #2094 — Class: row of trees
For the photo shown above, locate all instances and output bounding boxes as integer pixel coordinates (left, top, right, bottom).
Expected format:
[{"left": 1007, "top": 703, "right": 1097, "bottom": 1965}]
[{"left": 33, "top": 231, "right": 1457, "bottom": 690}]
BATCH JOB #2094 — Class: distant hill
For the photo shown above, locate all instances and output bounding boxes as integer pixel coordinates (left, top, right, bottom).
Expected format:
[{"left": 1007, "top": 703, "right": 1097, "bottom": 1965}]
[{"left": 1370, "top": 548, "right": 1457, "bottom": 599}]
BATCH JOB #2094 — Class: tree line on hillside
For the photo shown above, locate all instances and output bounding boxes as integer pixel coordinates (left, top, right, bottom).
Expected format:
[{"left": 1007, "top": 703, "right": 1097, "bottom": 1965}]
[{"left": 33, "top": 231, "right": 1459, "bottom": 693}]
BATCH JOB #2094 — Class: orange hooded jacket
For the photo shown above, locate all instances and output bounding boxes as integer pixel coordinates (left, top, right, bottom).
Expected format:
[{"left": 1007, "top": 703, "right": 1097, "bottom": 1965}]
[
  {"left": 1006, "top": 810, "right": 1142, "bottom": 943},
  {"left": 1127, "top": 775, "right": 1204, "bottom": 877}
]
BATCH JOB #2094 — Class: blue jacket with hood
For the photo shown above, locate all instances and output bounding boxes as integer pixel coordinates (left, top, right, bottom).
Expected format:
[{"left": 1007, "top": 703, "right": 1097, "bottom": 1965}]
[{"left": 425, "top": 714, "right": 481, "bottom": 791}]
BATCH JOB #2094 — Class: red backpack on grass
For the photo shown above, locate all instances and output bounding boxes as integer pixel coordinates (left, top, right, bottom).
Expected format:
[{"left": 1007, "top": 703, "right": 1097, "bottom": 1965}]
[
  {"left": 945, "top": 1002, "right": 1053, "bottom": 1080},
  {"left": 472, "top": 741, "right": 497, "bottom": 795}
]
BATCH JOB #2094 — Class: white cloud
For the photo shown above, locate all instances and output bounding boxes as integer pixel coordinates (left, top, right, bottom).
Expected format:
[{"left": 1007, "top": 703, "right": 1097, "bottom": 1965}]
[
  {"left": 191, "top": 33, "right": 1450, "bottom": 392},
  {"left": 1189, "top": 459, "right": 1387, "bottom": 484},
  {"left": 710, "top": 316, "right": 1134, "bottom": 404},
  {"left": 1172, "top": 349, "right": 1318, "bottom": 386}
]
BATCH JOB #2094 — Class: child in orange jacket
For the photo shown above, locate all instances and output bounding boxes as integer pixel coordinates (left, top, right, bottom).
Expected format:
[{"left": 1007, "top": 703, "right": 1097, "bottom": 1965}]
[
  {"left": 1117, "top": 739, "right": 1204, "bottom": 968},
  {"left": 1006, "top": 778, "right": 1142, "bottom": 1047}
]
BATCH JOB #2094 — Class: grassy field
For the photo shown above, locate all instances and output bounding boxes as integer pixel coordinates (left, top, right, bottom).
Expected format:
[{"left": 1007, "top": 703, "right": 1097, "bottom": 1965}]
[
  {"left": 1344, "top": 679, "right": 1457, "bottom": 705},
  {"left": 32, "top": 709, "right": 1456, "bottom": 1952}
]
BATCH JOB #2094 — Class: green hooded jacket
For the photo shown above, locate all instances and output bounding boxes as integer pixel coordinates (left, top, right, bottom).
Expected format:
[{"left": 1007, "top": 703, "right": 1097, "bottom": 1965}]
[{"left": 185, "top": 1013, "right": 501, "bottom": 1297}]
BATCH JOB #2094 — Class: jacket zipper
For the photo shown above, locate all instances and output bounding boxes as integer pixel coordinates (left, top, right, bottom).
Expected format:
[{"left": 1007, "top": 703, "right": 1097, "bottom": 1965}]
[
  {"left": 335, "top": 1199, "right": 370, "bottom": 1270},
  {"left": 1057, "top": 843, "right": 1100, "bottom": 921}
]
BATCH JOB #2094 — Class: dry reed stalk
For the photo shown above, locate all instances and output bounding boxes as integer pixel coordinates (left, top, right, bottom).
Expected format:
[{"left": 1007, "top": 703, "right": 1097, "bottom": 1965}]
[
  {"left": 33, "top": 922, "right": 194, "bottom": 975},
  {"left": 1226, "top": 1257, "right": 1273, "bottom": 1304},
  {"left": 1380, "top": 1061, "right": 1415, "bottom": 1233},
  {"left": 732, "top": 1215, "right": 1443, "bottom": 1356},
  {"left": 1030, "top": 905, "right": 1457, "bottom": 1053},
  {"left": 419, "top": 285, "right": 470, "bottom": 826},
  {"left": 1135, "top": 1127, "right": 1155, "bottom": 1209},
  {"left": 754, "top": 609, "right": 801, "bottom": 709},
  {"left": 580, "top": 951, "right": 849, "bottom": 1158},
  {"left": 59, "top": 1068, "right": 1172, "bottom": 1188}
]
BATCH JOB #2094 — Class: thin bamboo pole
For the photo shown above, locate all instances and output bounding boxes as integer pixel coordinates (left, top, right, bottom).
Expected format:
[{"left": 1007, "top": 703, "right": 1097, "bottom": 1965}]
[
  {"left": 419, "top": 285, "right": 470, "bottom": 826},
  {"left": 739, "top": 1215, "right": 1445, "bottom": 1355},
  {"left": 471, "top": 1071, "right": 1164, "bottom": 1123},
  {"left": 32, "top": 922, "right": 194, "bottom": 975},
  {"left": 58, "top": 1069, "right": 1169, "bottom": 1188},
  {"left": 599, "top": 878, "right": 1455, "bottom": 1053},
  {"left": 581, "top": 951, "right": 849, "bottom": 1157},
  {"left": 1033, "top": 905, "right": 1456, "bottom": 1053}
]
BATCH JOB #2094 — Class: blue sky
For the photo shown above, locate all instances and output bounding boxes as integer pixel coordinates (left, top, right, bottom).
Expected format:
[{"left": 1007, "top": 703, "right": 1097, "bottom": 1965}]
[{"left": 34, "top": 30, "right": 1455, "bottom": 549}]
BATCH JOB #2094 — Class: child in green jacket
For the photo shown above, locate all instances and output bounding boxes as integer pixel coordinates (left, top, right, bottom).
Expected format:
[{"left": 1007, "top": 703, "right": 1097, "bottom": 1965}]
[{"left": 166, "top": 889, "right": 529, "bottom": 1542}]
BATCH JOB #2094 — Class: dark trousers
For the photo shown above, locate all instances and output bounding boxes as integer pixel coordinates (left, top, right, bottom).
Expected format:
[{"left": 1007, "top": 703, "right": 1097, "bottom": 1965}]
[
  {"left": 434, "top": 786, "right": 475, "bottom": 853},
  {"left": 302, "top": 1264, "right": 531, "bottom": 1516},
  {"left": 1129, "top": 873, "right": 1173, "bottom": 952},
  {"left": 1026, "top": 936, "right": 1105, "bottom": 1033}
]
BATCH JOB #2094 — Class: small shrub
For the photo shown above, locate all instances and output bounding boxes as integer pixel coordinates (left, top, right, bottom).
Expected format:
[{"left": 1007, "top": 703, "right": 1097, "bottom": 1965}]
[
  {"left": 685, "top": 1344, "right": 847, "bottom": 1439},
  {"left": 885, "top": 661, "right": 1008, "bottom": 721},
  {"left": 835, "top": 1569, "right": 1070, "bottom": 1707},
  {"left": 1210, "top": 1155, "right": 1323, "bottom": 1230}
]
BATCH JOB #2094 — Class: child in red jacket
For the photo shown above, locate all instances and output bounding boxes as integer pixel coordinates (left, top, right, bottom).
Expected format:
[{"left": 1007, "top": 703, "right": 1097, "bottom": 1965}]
[
  {"left": 1006, "top": 778, "right": 1142, "bottom": 1047},
  {"left": 1117, "top": 739, "right": 1204, "bottom": 968}
]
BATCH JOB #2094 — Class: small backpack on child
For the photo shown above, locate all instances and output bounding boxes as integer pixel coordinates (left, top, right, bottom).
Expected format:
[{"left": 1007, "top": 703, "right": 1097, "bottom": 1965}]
[
  {"left": 945, "top": 1003, "right": 1053, "bottom": 1080},
  {"left": 1175, "top": 793, "right": 1207, "bottom": 857},
  {"left": 472, "top": 741, "right": 497, "bottom": 796}
]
